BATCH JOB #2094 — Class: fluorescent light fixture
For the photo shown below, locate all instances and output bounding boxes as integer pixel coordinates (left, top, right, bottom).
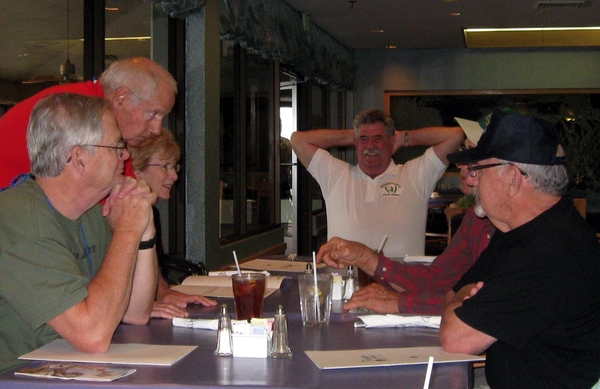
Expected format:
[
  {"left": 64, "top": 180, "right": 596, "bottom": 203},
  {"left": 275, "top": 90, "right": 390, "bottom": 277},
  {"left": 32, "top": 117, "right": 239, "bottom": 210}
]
[
  {"left": 464, "top": 26, "right": 600, "bottom": 48},
  {"left": 105, "top": 36, "right": 151, "bottom": 41}
]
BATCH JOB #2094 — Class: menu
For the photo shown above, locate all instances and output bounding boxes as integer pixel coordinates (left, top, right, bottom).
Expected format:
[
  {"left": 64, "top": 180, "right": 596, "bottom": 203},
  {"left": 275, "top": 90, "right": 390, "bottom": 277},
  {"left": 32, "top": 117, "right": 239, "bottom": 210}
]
[
  {"left": 171, "top": 274, "right": 286, "bottom": 298},
  {"left": 305, "top": 346, "right": 485, "bottom": 370},
  {"left": 15, "top": 362, "right": 136, "bottom": 382}
]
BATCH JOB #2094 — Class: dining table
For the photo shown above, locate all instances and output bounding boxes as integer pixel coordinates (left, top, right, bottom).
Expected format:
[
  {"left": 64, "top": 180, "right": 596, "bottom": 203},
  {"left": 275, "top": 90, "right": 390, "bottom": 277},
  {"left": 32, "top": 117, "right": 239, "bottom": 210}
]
[{"left": 0, "top": 264, "right": 474, "bottom": 389}]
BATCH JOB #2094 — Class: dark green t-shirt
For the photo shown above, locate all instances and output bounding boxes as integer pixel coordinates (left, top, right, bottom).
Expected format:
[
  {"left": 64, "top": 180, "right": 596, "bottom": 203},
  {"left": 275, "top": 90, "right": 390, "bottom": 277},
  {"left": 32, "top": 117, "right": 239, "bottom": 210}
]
[{"left": 0, "top": 177, "right": 111, "bottom": 373}]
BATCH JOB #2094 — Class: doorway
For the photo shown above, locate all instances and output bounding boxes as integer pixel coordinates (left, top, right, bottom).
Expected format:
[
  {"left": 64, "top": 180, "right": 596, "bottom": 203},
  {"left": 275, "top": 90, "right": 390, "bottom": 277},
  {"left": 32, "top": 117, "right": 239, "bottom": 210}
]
[{"left": 280, "top": 83, "right": 297, "bottom": 255}]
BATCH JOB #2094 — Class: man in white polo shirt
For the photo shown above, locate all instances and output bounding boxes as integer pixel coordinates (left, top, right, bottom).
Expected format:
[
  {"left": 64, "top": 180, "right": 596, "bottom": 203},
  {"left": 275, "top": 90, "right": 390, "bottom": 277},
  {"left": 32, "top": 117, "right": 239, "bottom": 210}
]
[{"left": 290, "top": 109, "right": 464, "bottom": 258}]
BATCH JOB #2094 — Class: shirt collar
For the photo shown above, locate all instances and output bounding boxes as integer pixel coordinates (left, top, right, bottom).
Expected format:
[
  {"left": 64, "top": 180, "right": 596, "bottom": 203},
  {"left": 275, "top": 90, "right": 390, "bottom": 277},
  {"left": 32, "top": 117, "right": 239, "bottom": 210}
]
[{"left": 351, "top": 160, "right": 399, "bottom": 179}]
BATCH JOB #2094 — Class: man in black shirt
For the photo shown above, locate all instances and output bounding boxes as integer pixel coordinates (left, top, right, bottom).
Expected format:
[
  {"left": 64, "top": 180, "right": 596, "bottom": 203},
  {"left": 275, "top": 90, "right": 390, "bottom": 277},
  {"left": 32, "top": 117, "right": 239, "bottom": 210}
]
[{"left": 440, "top": 109, "right": 600, "bottom": 389}]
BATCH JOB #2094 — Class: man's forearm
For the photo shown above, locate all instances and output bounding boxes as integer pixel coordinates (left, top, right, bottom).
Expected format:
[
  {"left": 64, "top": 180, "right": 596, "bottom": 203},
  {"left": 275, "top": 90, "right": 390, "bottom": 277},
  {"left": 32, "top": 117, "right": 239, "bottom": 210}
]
[
  {"left": 123, "top": 248, "right": 158, "bottom": 324},
  {"left": 407, "top": 126, "right": 461, "bottom": 147},
  {"left": 405, "top": 126, "right": 464, "bottom": 165}
]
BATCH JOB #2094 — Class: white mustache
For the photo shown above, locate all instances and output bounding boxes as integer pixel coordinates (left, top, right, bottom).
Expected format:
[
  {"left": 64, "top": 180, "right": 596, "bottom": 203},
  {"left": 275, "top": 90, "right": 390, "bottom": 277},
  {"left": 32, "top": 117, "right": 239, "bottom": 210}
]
[{"left": 363, "top": 148, "right": 381, "bottom": 156}]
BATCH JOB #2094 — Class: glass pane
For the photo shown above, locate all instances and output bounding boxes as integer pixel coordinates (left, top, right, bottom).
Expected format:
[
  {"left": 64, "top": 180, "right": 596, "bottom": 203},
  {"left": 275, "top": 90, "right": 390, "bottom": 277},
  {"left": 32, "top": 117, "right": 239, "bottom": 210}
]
[
  {"left": 280, "top": 85, "right": 296, "bottom": 254},
  {"left": 220, "top": 40, "right": 237, "bottom": 238},
  {"left": 310, "top": 85, "right": 325, "bottom": 213},
  {"left": 245, "top": 49, "right": 274, "bottom": 232},
  {"left": 5, "top": 1, "right": 83, "bottom": 99},
  {"left": 105, "top": 0, "right": 151, "bottom": 62}
]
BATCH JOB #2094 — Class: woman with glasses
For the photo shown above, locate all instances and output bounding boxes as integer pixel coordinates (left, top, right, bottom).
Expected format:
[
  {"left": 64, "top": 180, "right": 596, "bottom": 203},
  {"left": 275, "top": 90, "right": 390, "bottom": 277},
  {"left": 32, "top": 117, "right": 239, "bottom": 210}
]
[{"left": 129, "top": 128, "right": 216, "bottom": 319}]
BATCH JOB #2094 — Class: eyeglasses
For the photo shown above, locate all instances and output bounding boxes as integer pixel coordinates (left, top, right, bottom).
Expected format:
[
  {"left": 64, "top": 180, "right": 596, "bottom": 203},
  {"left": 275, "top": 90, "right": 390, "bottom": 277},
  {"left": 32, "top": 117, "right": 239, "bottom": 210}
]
[
  {"left": 82, "top": 140, "right": 127, "bottom": 159},
  {"left": 147, "top": 163, "right": 181, "bottom": 173},
  {"left": 467, "top": 162, "right": 527, "bottom": 178}
]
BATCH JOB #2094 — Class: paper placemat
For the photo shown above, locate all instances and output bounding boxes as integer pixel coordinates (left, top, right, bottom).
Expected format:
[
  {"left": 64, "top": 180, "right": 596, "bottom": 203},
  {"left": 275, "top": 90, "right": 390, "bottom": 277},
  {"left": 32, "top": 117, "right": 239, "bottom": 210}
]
[
  {"left": 305, "top": 346, "right": 485, "bottom": 370},
  {"left": 238, "top": 258, "right": 326, "bottom": 273},
  {"left": 19, "top": 339, "right": 196, "bottom": 366}
]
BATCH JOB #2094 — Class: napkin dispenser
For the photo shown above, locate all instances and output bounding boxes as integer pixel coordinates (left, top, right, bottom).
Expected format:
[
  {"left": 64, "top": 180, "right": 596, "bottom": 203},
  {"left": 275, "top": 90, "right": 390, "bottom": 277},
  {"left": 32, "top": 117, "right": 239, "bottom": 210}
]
[{"left": 231, "top": 319, "right": 272, "bottom": 358}]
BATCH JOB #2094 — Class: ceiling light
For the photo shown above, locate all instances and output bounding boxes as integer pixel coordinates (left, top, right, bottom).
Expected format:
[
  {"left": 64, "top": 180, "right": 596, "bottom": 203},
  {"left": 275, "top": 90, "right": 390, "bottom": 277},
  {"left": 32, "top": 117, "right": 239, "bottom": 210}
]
[
  {"left": 450, "top": 12, "right": 461, "bottom": 16},
  {"left": 105, "top": 7, "right": 119, "bottom": 11},
  {"left": 535, "top": 0, "right": 590, "bottom": 8},
  {"left": 105, "top": 36, "right": 151, "bottom": 41},
  {"left": 386, "top": 44, "right": 397, "bottom": 49},
  {"left": 464, "top": 27, "right": 600, "bottom": 48},
  {"left": 371, "top": 29, "right": 384, "bottom": 33}
]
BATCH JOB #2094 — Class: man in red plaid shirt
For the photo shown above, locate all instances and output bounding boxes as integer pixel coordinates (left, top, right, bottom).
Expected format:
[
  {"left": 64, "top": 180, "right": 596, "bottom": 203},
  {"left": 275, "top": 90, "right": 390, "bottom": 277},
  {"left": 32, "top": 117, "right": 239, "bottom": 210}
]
[{"left": 317, "top": 162, "right": 495, "bottom": 315}]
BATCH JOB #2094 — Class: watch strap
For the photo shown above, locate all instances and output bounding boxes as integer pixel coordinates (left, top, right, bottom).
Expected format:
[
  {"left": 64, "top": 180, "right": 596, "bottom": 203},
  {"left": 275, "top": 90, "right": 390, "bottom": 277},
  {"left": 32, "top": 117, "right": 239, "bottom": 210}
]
[{"left": 139, "top": 235, "right": 156, "bottom": 250}]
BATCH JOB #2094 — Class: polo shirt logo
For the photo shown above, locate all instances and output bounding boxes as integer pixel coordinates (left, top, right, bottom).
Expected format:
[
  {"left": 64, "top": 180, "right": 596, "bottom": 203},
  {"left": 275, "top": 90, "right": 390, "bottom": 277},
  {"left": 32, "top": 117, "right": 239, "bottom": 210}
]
[{"left": 381, "top": 182, "right": 401, "bottom": 197}]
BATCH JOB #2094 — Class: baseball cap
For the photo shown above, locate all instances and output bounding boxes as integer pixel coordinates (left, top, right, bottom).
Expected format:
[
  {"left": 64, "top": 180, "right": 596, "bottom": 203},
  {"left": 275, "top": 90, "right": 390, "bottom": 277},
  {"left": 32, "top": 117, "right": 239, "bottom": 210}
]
[{"left": 448, "top": 109, "right": 566, "bottom": 166}]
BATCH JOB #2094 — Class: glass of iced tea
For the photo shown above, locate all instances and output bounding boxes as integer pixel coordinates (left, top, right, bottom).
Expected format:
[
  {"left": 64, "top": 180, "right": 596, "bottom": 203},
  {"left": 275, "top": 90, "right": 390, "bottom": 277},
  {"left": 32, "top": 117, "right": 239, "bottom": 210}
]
[{"left": 231, "top": 273, "right": 266, "bottom": 321}]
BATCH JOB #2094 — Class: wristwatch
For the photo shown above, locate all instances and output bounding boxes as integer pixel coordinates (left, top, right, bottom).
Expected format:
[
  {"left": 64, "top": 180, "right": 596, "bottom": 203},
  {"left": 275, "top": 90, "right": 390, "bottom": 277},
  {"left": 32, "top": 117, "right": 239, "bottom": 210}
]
[{"left": 139, "top": 235, "right": 156, "bottom": 250}]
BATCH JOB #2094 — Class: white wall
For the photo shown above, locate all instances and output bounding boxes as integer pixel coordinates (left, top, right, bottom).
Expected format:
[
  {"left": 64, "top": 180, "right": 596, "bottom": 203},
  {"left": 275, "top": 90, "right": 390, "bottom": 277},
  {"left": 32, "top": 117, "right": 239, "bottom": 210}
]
[{"left": 352, "top": 47, "right": 600, "bottom": 115}]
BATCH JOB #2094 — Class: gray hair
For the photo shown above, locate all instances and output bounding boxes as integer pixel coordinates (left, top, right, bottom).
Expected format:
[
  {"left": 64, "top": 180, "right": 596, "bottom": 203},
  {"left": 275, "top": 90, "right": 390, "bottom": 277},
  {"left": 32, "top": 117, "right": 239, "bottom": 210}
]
[
  {"left": 352, "top": 110, "right": 395, "bottom": 138},
  {"left": 507, "top": 145, "right": 569, "bottom": 196},
  {"left": 27, "top": 93, "right": 109, "bottom": 178},
  {"left": 99, "top": 57, "right": 177, "bottom": 104}
]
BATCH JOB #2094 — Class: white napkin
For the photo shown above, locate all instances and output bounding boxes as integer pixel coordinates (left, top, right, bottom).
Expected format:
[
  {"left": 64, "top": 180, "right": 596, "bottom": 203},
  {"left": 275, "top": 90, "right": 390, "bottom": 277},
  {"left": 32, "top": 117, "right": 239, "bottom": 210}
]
[
  {"left": 172, "top": 318, "right": 219, "bottom": 330},
  {"left": 355, "top": 315, "right": 441, "bottom": 329},
  {"left": 402, "top": 255, "right": 436, "bottom": 264}
]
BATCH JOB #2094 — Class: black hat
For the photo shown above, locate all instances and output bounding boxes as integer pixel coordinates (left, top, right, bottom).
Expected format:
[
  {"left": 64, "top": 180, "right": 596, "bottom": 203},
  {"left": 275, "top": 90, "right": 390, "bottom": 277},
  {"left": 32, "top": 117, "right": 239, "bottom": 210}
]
[{"left": 448, "top": 109, "right": 566, "bottom": 166}]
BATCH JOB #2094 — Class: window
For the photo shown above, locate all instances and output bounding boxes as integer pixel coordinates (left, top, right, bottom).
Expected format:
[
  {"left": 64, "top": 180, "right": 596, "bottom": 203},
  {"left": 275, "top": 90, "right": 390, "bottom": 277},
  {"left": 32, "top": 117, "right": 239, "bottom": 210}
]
[{"left": 220, "top": 41, "right": 278, "bottom": 242}]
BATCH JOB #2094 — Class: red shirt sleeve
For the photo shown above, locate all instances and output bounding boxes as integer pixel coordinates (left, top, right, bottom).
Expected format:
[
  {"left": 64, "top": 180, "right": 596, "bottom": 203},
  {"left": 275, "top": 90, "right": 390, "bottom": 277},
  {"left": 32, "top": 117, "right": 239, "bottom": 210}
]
[{"left": 371, "top": 208, "right": 495, "bottom": 314}]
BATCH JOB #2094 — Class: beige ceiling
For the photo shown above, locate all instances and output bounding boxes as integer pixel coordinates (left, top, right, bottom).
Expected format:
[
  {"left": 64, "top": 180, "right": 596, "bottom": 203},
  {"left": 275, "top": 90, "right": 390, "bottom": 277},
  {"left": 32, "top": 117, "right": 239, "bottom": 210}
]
[
  {"left": 1, "top": 0, "right": 599, "bottom": 83},
  {"left": 282, "top": 0, "right": 600, "bottom": 49}
]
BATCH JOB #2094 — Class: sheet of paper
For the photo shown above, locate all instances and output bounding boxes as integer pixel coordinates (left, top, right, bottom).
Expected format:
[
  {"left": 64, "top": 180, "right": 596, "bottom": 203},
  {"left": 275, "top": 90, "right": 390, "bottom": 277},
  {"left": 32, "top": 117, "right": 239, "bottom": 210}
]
[
  {"left": 305, "top": 346, "right": 485, "bottom": 370},
  {"left": 15, "top": 362, "right": 136, "bottom": 382},
  {"left": 238, "top": 258, "right": 326, "bottom": 273},
  {"left": 19, "top": 339, "right": 196, "bottom": 366},
  {"left": 171, "top": 275, "right": 286, "bottom": 298}
]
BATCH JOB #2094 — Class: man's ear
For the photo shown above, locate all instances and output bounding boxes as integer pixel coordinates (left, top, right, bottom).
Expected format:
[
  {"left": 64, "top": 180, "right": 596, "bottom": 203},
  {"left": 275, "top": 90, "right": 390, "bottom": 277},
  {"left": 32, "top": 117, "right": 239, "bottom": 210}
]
[
  {"left": 506, "top": 165, "right": 523, "bottom": 198},
  {"left": 112, "top": 86, "right": 130, "bottom": 107},
  {"left": 68, "top": 146, "right": 87, "bottom": 176}
]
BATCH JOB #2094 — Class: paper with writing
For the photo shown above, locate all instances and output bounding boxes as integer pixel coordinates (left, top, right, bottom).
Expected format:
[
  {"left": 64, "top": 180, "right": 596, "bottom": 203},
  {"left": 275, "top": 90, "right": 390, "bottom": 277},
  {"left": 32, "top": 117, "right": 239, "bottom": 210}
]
[
  {"left": 238, "top": 258, "right": 326, "bottom": 273},
  {"left": 171, "top": 275, "right": 286, "bottom": 298},
  {"left": 305, "top": 346, "right": 485, "bottom": 370},
  {"left": 15, "top": 362, "right": 136, "bottom": 381}
]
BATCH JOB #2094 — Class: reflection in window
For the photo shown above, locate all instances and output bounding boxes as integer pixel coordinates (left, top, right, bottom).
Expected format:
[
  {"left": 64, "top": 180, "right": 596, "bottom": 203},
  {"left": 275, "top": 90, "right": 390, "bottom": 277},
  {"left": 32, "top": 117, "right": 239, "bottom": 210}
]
[{"left": 220, "top": 41, "right": 277, "bottom": 241}]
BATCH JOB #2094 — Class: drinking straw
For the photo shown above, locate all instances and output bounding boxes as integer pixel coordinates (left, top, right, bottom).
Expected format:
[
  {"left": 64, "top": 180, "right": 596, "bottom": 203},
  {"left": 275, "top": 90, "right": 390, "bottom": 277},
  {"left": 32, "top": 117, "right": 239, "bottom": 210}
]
[
  {"left": 422, "top": 356, "right": 434, "bottom": 389},
  {"left": 232, "top": 251, "right": 242, "bottom": 276},
  {"left": 312, "top": 251, "right": 320, "bottom": 321},
  {"left": 376, "top": 234, "right": 388, "bottom": 253}
]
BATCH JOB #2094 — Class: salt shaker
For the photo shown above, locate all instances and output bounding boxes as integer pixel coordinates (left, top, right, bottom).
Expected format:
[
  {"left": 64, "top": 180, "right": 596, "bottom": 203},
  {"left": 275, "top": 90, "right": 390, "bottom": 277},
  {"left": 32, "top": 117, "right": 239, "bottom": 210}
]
[
  {"left": 305, "top": 262, "right": 313, "bottom": 274},
  {"left": 343, "top": 265, "right": 355, "bottom": 300},
  {"left": 214, "top": 304, "right": 233, "bottom": 356},
  {"left": 270, "top": 305, "right": 292, "bottom": 358}
]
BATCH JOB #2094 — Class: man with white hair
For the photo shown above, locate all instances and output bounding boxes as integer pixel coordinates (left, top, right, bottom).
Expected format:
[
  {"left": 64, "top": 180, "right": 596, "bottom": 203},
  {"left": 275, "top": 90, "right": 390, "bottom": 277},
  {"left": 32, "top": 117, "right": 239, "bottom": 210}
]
[
  {"left": 440, "top": 109, "right": 600, "bottom": 389},
  {"left": 0, "top": 94, "right": 157, "bottom": 374}
]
